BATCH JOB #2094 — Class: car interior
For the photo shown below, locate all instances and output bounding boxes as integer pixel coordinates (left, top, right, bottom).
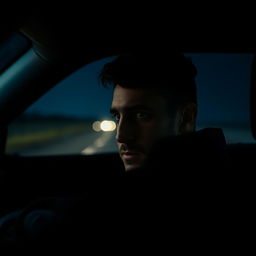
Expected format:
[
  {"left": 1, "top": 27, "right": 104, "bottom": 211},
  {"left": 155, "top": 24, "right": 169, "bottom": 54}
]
[{"left": 0, "top": 6, "right": 255, "bottom": 250}]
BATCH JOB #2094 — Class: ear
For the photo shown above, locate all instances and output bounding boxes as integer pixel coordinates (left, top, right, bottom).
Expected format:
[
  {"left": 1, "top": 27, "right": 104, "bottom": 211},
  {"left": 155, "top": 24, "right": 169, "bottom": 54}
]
[{"left": 177, "top": 103, "right": 197, "bottom": 133}]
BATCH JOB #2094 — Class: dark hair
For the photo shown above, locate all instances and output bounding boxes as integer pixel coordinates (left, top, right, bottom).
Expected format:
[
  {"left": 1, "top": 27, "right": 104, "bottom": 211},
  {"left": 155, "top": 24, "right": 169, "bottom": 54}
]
[{"left": 100, "top": 52, "right": 197, "bottom": 112}]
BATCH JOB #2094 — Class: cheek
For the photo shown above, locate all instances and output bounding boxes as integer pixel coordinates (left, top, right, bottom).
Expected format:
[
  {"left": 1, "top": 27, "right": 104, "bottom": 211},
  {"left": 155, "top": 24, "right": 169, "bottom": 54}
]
[{"left": 138, "top": 122, "right": 170, "bottom": 147}]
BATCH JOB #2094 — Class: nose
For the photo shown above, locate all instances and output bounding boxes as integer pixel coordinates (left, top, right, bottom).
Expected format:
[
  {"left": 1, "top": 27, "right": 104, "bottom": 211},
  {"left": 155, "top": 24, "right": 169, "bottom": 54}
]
[{"left": 116, "top": 117, "right": 136, "bottom": 143}]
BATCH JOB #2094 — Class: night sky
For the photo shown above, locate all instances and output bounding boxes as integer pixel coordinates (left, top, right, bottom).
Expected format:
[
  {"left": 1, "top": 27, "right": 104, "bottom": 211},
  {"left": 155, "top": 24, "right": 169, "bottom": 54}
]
[
  {"left": 26, "top": 56, "right": 116, "bottom": 120},
  {"left": 187, "top": 53, "right": 254, "bottom": 126},
  {"left": 26, "top": 53, "right": 255, "bottom": 126}
]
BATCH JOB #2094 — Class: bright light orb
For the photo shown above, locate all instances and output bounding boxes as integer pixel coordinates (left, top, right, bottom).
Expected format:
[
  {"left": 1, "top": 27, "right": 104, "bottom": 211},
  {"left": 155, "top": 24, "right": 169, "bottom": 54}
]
[
  {"left": 92, "top": 121, "right": 101, "bottom": 132},
  {"left": 100, "top": 120, "right": 116, "bottom": 132}
]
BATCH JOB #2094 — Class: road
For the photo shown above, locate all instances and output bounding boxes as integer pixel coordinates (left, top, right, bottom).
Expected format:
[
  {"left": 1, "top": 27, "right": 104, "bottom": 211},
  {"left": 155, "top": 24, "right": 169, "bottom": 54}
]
[{"left": 21, "top": 131, "right": 117, "bottom": 156}]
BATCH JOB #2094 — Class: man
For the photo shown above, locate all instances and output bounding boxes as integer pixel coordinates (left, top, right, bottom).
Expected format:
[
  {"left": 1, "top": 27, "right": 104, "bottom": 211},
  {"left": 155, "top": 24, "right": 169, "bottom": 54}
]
[{"left": 100, "top": 52, "right": 198, "bottom": 171}]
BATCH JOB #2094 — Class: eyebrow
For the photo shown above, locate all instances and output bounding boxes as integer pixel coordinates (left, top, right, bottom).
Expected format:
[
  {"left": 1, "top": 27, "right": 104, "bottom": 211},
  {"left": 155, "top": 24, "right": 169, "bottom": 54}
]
[{"left": 110, "top": 105, "right": 153, "bottom": 114}]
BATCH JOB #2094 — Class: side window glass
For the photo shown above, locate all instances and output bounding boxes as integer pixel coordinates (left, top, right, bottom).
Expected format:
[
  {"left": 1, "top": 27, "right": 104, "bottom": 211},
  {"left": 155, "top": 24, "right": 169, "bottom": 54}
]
[
  {"left": 6, "top": 57, "right": 118, "bottom": 156},
  {"left": 186, "top": 53, "right": 255, "bottom": 143},
  {"left": 6, "top": 53, "right": 255, "bottom": 156}
]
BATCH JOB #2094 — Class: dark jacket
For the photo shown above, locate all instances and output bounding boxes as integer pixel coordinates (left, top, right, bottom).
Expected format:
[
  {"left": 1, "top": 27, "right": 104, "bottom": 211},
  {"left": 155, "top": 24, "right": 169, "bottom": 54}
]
[{"left": 124, "top": 128, "right": 231, "bottom": 177}]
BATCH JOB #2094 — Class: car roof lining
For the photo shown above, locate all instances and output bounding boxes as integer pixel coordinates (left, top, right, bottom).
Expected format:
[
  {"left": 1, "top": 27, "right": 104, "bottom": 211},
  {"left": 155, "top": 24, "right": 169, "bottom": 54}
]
[{"left": 17, "top": 7, "right": 256, "bottom": 61}]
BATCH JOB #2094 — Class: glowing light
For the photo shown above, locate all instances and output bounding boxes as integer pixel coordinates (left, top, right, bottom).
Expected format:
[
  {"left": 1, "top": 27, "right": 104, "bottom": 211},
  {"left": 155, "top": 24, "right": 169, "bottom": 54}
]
[
  {"left": 92, "top": 121, "right": 101, "bottom": 132},
  {"left": 95, "top": 138, "right": 105, "bottom": 147},
  {"left": 100, "top": 120, "right": 116, "bottom": 132},
  {"left": 82, "top": 147, "right": 96, "bottom": 154}
]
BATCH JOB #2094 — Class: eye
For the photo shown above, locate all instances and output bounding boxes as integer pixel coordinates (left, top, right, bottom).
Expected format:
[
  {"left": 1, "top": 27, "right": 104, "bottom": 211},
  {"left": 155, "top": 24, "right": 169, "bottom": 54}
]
[
  {"left": 113, "top": 113, "right": 120, "bottom": 121},
  {"left": 136, "top": 112, "right": 150, "bottom": 120}
]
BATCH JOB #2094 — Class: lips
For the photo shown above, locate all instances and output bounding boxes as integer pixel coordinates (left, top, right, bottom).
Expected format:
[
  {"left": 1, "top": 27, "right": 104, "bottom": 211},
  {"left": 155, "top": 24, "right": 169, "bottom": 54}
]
[{"left": 121, "top": 151, "right": 141, "bottom": 161}]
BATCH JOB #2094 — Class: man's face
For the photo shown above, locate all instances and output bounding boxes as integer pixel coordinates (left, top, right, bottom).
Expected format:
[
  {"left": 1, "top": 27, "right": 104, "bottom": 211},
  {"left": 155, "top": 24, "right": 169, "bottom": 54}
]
[{"left": 111, "top": 84, "right": 177, "bottom": 171}]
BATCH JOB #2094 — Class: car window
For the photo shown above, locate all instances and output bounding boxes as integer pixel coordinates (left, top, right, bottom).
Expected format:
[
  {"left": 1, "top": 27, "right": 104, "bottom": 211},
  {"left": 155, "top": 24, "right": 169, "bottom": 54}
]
[
  {"left": 6, "top": 57, "right": 118, "bottom": 156},
  {"left": 186, "top": 53, "right": 255, "bottom": 143},
  {"left": 5, "top": 53, "right": 255, "bottom": 156}
]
